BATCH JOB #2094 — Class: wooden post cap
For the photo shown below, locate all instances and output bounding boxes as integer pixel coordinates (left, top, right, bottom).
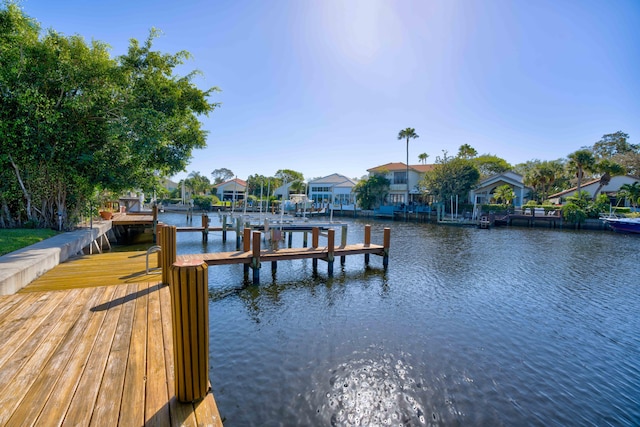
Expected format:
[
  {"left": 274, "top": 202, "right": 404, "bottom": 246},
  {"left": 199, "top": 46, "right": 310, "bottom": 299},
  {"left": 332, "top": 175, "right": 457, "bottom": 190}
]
[{"left": 172, "top": 259, "right": 205, "bottom": 268}]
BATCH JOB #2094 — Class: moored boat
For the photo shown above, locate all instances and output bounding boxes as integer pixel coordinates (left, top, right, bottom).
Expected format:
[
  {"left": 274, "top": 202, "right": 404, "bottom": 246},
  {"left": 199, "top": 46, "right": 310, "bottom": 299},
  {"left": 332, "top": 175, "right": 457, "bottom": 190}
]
[{"left": 602, "top": 216, "right": 640, "bottom": 234}]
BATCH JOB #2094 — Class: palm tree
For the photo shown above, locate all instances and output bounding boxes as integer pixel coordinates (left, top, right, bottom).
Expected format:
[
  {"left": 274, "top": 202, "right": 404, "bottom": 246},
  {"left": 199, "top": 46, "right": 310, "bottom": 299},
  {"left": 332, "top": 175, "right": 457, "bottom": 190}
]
[
  {"left": 618, "top": 182, "right": 640, "bottom": 209},
  {"left": 493, "top": 184, "right": 515, "bottom": 205},
  {"left": 567, "top": 149, "right": 596, "bottom": 198},
  {"left": 418, "top": 153, "right": 429, "bottom": 164},
  {"left": 593, "top": 159, "right": 626, "bottom": 198},
  {"left": 397, "top": 128, "right": 419, "bottom": 210}
]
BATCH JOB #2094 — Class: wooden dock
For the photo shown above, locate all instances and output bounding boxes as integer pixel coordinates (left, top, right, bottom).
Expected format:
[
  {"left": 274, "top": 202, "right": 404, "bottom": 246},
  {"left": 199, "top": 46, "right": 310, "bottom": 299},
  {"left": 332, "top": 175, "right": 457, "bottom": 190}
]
[
  {"left": 159, "top": 224, "right": 391, "bottom": 284},
  {"left": 0, "top": 252, "right": 223, "bottom": 427}
]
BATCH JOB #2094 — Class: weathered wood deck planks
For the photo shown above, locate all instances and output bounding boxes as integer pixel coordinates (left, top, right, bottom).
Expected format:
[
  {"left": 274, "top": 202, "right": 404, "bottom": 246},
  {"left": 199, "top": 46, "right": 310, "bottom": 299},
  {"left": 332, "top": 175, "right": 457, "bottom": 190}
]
[{"left": 0, "top": 254, "right": 223, "bottom": 426}]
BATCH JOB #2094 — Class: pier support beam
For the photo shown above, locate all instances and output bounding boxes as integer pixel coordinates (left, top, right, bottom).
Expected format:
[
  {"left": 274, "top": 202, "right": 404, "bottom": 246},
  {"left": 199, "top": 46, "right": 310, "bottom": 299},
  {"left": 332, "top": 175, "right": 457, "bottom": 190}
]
[
  {"left": 327, "top": 228, "right": 335, "bottom": 276},
  {"left": 222, "top": 215, "right": 227, "bottom": 242},
  {"left": 201, "top": 214, "right": 209, "bottom": 242},
  {"left": 364, "top": 224, "right": 371, "bottom": 265},
  {"left": 243, "top": 227, "right": 251, "bottom": 279},
  {"left": 252, "top": 231, "right": 261, "bottom": 284},
  {"left": 312, "top": 227, "right": 319, "bottom": 273},
  {"left": 340, "top": 225, "right": 347, "bottom": 265},
  {"left": 383, "top": 227, "right": 390, "bottom": 269},
  {"left": 160, "top": 225, "right": 177, "bottom": 285},
  {"left": 169, "top": 259, "right": 209, "bottom": 402}
]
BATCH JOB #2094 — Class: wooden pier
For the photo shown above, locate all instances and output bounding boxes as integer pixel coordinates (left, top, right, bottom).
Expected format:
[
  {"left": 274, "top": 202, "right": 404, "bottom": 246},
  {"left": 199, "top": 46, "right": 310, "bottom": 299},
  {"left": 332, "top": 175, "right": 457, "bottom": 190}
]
[
  {"left": 160, "top": 224, "right": 391, "bottom": 284},
  {"left": 0, "top": 251, "right": 223, "bottom": 426}
]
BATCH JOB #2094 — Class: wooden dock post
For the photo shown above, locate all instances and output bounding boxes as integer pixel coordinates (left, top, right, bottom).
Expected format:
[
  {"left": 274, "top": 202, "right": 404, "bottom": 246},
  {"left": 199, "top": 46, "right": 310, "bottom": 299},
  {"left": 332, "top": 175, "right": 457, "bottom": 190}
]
[
  {"left": 364, "top": 224, "right": 371, "bottom": 265},
  {"left": 201, "top": 214, "right": 209, "bottom": 242},
  {"left": 288, "top": 231, "right": 293, "bottom": 248},
  {"left": 235, "top": 217, "right": 242, "bottom": 250},
  {"left": 161, "top": 225, "right": 177, "bottom": 285},
  {"left": 383, "top": 227, "right": 390, "bottom": 269},
  {"left": 152, "top": 204, "right": 158, "bottom": 243},
  {"left": 252, "top": 231, "right": 261, "bottom": 284},
  {"left": 243, "top": 227, "right": 251, "bottom": 278},
  {"left": 340, "top": 225, "right": 347, "bottom": 265},
  {"left": 222, "top": 215, "right": 227, "bottom": 242},
  {"left": 327, "top": 228, "right": 335, "bottom": 276},
  {"left": 303, "top": 231, "right": 308, "bottom": 248},
  {"left": 312, "top": 227, "right": 319, "bottom": 272},
  {"left": 169, "top": 259, "right": 210, "bottom": 403}
]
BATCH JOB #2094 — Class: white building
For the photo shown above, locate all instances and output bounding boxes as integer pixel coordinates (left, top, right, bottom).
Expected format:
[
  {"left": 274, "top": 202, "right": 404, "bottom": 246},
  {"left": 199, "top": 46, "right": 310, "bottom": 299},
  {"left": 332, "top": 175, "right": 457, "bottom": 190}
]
[
  {"left": 214, "top": 178, "right": 247, "bottom": 202},
  {"left": 470, "top": 171, "right": 531, "bottom": 207},
  {"left": 308, "top": 173, "right": 357, "bottom": 208}
]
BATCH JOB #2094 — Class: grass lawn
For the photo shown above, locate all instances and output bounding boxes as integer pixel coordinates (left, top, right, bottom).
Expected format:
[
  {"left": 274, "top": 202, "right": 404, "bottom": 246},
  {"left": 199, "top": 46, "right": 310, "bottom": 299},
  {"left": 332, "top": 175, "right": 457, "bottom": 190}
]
[{"left": 0, "top": 229, "right": 59, "bottom": 256}]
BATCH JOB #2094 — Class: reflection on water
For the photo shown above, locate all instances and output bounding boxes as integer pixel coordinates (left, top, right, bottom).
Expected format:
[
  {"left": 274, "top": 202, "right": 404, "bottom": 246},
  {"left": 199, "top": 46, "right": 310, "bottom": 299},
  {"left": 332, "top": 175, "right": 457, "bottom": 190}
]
[{"left": 159, "top": 213, "right": 640, "bottom": 426}]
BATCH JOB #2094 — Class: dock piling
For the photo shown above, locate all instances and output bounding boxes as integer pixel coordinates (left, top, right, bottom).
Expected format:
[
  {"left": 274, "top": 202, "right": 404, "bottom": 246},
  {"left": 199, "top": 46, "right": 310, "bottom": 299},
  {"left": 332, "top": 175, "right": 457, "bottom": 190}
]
[
  {"left": 201, "top": 214, "right": 209, "bottom": 242},
  {"left": 364, "top": 224, "right": 371, "bottom": 265},
  {"left": 312, "top": 227, "right": 319, "bottom": 272},
  {"left": 169, "top": 259, "right": 210, "bottom": 403},
  {"left": 243, "top": 227, "right": 251, "bottom": 278},
  {"left": 327, "top": 228, "right": 335, "bottom": 276},
  {"left": 340, "top": 225, "right": 347, "bottom": 265},
  {"left": 160, "top": 225, "right": 177, "bottom": 285},
  {"left": 252, "top": 231, "right": 261, "bottom": 284},
  {"left": 383, "top": 227, "right": 390, "bottom": 269}
]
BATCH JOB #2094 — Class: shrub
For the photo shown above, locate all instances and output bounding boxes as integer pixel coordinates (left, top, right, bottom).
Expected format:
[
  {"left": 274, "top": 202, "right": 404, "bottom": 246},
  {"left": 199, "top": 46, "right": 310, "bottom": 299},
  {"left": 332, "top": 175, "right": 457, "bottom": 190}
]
[{"left": 562, "top": 202, "right": 587, "bottom": 223}]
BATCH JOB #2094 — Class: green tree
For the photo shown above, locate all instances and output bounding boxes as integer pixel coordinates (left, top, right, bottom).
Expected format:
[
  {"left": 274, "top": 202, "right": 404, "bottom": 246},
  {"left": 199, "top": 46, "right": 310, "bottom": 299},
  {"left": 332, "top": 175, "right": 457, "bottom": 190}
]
[
  {"left": 618, "top": 182, "right": 640, "bottom": 210},
  {"left": 592, "top": 159, "right": 625, "bottom": 198},
  {"left": 472, "top": 154, "right": 512, "bottom": 179},
  {"left": 397, "top": 128, "right": 419, "bottom": 207},
  {"left": 0, "top": 4, "right": 219, "bottom": 228},
  {"left": 354, "top": 174, "right": 390, "bottom": 210},
  {"left": 592, "top": 131, "right": 640, "bottom": 176},
  {"left": 521, "top": 160, "right": 566, "bottom": 202},
  {"left": 418, "top": 153, "right": 429, "bottom": 164},
  {"left": 211, "top": 168, "right": 234, "bottom": 185},
  {"left": 567, "top": 149, "right": 596, "bottom": 198},
  {"left": 421, "top": 156, "right": 480, "bottom": 210},
  {"left": 185, "top": 171, "right": 211, "bottom": 195},
  {"left": 457, "top": 144, "right": 477, "bottom": 159},
  {"left": 493, "top": 184, "right": 515, "bottom": 205}
]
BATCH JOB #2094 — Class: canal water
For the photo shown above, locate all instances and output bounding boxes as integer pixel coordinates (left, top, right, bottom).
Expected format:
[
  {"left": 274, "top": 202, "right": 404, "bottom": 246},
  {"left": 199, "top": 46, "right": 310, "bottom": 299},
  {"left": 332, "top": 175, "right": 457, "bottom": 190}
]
[{"left": 161, "top": 212, "right": 640, "bottom": 426}]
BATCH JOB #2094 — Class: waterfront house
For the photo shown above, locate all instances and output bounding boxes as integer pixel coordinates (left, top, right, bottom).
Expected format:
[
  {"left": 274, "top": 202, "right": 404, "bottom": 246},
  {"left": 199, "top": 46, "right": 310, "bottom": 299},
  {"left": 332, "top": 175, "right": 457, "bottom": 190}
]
[
  {"left": 308, "top": 173, "right": 357, "bottom": 209},
  {"left": 273, "top": 181, "right": 295, "bottom": 200},
  {"left": 367, "top": 162, "right": 433, "bottom": 206},
  {"left": 470, "top": 171, "right": 532, "bottom": 207},
  {"left": 214, "top": 178, "right": 247, "bottom": 202},
  {"left": 548, "top": 175, "right": 640, "bottom": 205}
]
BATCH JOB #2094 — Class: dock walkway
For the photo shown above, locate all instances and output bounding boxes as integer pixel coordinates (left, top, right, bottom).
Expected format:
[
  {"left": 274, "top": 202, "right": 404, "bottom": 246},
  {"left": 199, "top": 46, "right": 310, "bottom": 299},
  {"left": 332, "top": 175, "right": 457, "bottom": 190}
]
[{"left": 0, "top": 252, "right": 223, "bottom": 426}]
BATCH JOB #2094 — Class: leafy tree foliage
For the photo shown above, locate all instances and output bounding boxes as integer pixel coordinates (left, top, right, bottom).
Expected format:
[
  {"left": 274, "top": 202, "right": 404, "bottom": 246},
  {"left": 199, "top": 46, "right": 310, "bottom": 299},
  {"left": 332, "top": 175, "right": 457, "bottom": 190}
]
[
  {"left": 0, "top": 4, "right": 218, "bottom": 228},
  {"left": 472, "top": 154, "right": 511, "bottom": 179},
  {"left": 418, "top": 153, "right": 429, "bottom": 164},
  {"left": 519, "top": 159, "right": 567, "bottom": 202},
  {"left": 492, "top": 184, "right": 515, "bottom": 205},
  {"left": 211, "top": 168, "right": 234, "bottom": 184},
  {"left": 185, "top": 171, "right": 211, "bottom": 195},
  {"left": 457, "top": 144, "right": 477, "bottom": 159},
  {"left": 618, "top": 182, "right": 640, "bottom": 209},
  {"left": 354, "top": 174, "right": 390, "bottom": 210},
  {"left": 246, "top": 174, "right": 275, "bottom": 198},
  {"left": 591, "top": 131, "right": 640, "bottom": 176},
  {"left": 421, "top": 155, "right": 480, "bottom": 205},
  {"left": 567, "top": 149, "right": 596, "bottom": 197}
]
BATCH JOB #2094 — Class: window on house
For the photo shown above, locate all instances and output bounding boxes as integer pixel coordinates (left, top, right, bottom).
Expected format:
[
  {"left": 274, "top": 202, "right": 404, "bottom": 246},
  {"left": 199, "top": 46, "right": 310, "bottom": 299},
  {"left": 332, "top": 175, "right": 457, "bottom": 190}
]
[{"left": 394, "top": 172, "right": 407, "bottom": 185}]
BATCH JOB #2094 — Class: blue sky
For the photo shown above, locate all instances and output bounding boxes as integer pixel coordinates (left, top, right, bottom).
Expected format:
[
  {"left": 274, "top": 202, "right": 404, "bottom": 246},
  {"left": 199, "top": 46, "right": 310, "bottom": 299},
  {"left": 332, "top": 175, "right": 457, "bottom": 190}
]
[{"left": 19, "top": 0, "right": 640, "bottom": 182}]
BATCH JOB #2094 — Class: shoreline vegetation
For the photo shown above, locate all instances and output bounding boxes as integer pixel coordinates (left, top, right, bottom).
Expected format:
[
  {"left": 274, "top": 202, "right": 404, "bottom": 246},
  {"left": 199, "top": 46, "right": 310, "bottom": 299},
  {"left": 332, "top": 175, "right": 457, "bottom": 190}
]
[{"left": 0, "top": 228, "right": 59, "bottom": 256}]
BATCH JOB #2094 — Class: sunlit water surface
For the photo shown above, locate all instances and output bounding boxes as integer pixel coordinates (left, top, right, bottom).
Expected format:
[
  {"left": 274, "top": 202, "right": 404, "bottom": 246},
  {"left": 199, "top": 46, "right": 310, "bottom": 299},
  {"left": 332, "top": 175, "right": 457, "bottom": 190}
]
[{"left": 160, "top": 212, "right": 640, "bottom": 426}]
